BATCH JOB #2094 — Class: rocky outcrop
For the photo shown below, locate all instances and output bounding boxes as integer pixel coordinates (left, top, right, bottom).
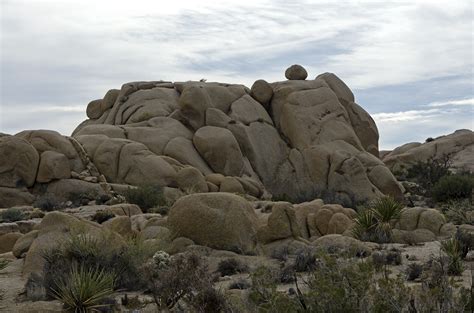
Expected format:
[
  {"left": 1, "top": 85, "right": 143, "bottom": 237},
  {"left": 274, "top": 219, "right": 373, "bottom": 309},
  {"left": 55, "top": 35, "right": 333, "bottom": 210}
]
[
  {"left": 22, "top": 212, "right": 124, "bottom": 278},
  {"left": 383, "top": 129, "right": 474, "bottom": 173},
  {"left": 1, "top": 65, "right": 403, "bottom": 207},
  {"left": 167, "top": 193, "right": 259, "bottom": 254},
  {"left": 392, "top": 207, "right": 447, "bottom": 244}
]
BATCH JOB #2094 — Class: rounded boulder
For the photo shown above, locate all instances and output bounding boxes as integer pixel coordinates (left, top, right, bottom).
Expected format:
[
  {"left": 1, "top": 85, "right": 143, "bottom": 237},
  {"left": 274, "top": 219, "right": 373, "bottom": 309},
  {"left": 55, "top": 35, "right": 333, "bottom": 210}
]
[
  {"left": 167, "top": 192, "right": 259, "bottom": 254},
  {"left": 285, "top": 64, "right": 308, "bottom": 80}
]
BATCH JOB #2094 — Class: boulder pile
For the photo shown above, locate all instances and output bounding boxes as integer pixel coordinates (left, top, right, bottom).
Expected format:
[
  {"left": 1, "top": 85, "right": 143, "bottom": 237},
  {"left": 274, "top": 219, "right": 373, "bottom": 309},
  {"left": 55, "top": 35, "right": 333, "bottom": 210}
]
[{"left": 0, "top": 65, "right": 404, "bottom": 207}]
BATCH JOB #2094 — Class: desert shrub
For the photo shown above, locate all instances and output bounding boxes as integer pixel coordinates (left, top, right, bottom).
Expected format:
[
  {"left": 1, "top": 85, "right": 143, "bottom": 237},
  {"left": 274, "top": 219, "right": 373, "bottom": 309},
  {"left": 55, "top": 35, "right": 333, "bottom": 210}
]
[
  {"left": 91, "top": 210, "right": 115, "bottom": 224},
  {"left": 353, "top": 197, "right": 403, "bottom": 243},
  {"left": 228, "top": 279, "right": 251, "bottom": 290},
  {"left": 68, "top": 190, "right": 99, "bottom": 207},
  {"left": 293, "top": 249, "right": 316, "bottom": 272},
  {"left": 440, "top": 237, "right": 464, "bottom": 275},
  {"left": 454, "top": 228, "right": 474, "bottom": 258},
  {"left": 279, "top": 264, "right": 296, "bottom": 283},
  {"left": 148, "top": 206, "right": 169, "bottom": 216},
  {"left": 405, "top": 263, "right": 423, "bottom": 281},
  {"left": 270, "top": 245, "right": 289, "bottom": 262},
  {"left": 145, "top": 252, "right": 227, "bottom": 311},
  {"left": 123, "top": 184, "right": 166, "bottom": 211},
  {"left": 406, "top": 155, "right": 452, "bottom": 192},
  {"left": 370, "top": 274, "right": 412, "bottom": 313},
  {"left": 217, "top": 258, "right": 249, "bottom": 276},
  {"left": 0, "top": 259, "right": 10, "bottom": 271},
  {"left": 42, "top": 232, "right": 158, "bottom": 296},
  {"left": 417, "top": 256, "right": 471, "bottom": 311},
  {"left": 189, "top": 287, "right": 229, "bottom": 313},
  {"left": 34, "top": 193, "right": 61, "bottom": 211},
  {"left": 372, "top": 249, "right": 402, "bottom": 271},
  {"left": 95, "top": 194, "right": 111, "bottom": 205},
  {"left": 425, "top": 137, "right": 435, "bottom": 143},
  {"left": 0, "top": 207, "right": 25, "bottom": 222},
  {"left": 442, "top": 198, "right": 474, "bottom": 225},
  {"left": 50, "top": 264, "right": 115, "bottom": 313},
  {"left": 432, "top": 174, "right": 474, "bottom": 203},
  {"left": 249, "top": 266, "right": 301, "bottom": 312},
  {"left": 303, "top": 253, "right": 375, "bottom": 312},
  {"left": 28, "top": 208, "right": 45, "bottom": 219},
  {"left": 249, "top": 251, "right": 470, "bottom": 312}
]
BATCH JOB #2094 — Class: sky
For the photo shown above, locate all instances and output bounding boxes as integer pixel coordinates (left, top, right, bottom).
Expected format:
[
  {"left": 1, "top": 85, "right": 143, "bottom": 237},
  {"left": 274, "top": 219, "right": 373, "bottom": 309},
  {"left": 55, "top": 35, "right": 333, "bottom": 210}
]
[{"left": 0, "top": 0, "right": 472, "bottom": 150}]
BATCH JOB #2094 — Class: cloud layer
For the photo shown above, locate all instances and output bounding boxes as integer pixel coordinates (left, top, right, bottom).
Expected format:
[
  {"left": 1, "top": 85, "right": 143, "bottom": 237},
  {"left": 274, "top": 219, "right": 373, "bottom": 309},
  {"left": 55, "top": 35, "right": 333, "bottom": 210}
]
[{"left": 1, "top": 0, "right": 472, "bottom": 149}]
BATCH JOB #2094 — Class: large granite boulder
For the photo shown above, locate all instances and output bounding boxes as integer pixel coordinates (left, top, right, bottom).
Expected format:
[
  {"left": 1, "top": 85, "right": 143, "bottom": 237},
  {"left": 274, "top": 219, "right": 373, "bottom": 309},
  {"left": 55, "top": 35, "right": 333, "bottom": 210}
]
[
  {"left": 167, "top": 193, "right": 259, "bottom": 254},
  {"left": 0, "top": 135, "right": 39, "bottom": 188}
]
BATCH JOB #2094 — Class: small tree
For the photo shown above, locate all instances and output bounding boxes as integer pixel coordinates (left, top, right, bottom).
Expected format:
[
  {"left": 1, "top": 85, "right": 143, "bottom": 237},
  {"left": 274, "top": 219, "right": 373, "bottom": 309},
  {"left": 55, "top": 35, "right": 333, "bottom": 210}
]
[{"left": 406, "top": 154, "right": 452, "bottom": 194}]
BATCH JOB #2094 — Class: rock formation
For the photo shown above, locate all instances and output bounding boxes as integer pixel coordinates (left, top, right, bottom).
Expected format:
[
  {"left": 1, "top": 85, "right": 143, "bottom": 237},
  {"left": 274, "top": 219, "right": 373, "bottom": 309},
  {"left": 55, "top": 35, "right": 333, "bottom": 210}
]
[
  {"left": 0, "top": 65, "right": 404, "bottom": 207},
  {"left": 382, "top": 129, "right": 474, "bottom": 173}
]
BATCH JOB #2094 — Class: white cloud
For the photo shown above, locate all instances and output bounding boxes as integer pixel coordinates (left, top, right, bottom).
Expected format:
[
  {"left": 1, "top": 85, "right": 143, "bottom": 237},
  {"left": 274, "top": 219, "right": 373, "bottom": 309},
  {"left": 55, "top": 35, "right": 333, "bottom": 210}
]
[
  {"left": 1, "top": 0, "right": 472, "bottom": 146},
  {"left": 372, "top": 109, "right": 441, "bottom": 122},
  {"left": 426, "top": 98, "right": 474, "bottom": 107},
  {"left": 373, "top": 106, "right": 473, "bottom": 150}
]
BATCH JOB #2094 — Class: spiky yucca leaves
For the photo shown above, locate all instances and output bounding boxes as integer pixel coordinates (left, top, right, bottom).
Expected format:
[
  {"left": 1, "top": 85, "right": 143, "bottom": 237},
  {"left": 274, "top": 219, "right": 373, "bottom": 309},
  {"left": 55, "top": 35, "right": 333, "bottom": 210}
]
[
  {"left": 372, "top": 197, "right": 404, "bottom": 242},
  {"left": 353, "top": 197, "right": 404, "bottom": 243},
  {"left": 51, "top": 264, "right": 115, "bottom": 313},
  {"left": 353, "top": 209, "right": 378, "bottom": 242},
  {"left": 441, "top": 237, "right": 464, "bottom": 275}
]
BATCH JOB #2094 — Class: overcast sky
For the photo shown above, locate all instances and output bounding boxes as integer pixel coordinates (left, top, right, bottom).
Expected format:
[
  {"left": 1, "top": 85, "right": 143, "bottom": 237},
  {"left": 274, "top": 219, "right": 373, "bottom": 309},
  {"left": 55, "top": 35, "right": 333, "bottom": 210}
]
[{"left": 0, "top": 0, "right": 472, "bottom": 150}]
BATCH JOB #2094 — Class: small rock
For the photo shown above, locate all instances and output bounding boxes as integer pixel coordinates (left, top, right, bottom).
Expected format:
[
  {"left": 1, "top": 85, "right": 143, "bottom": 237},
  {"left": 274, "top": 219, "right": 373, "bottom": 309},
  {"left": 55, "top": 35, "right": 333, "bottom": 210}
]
[
  {"left": 83, "top": 176, "right": 98, "bottom": 183},
  {"left": 285, "top": 64, "right": 308, "bottom": 80},
  {"left": 250, "top": 79, "right": 273, "bottom": 107}
]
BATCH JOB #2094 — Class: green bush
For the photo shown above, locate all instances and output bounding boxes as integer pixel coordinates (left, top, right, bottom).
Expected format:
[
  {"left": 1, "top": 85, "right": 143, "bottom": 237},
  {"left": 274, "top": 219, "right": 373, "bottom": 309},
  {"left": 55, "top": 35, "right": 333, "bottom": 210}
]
[
  {"left": 34, "top": 193, "right": 62, "bottom": 211},
  {"left": 418, "top": 256, "right": 471, "bottom": 311},
  {"left": 405, "top": 263, "right": 423, "bottom": 281},
  {"left": 217, "top": 258, "right": 248, "bottom": 276},
  {"left": 247, "top": 250, "right": 471, "bottom": 312},
  {"left": 91, "top": 210, "right": 115, "bottom": 224},
  {"left": 442, "top": 199, "right": 474, "bottom": 225},
  {"left": 0, "top": 208, "right": 25, "bottom": 222},
  {"left": 454, "top": 228, "right": 474, "bottom": 259},
  {"left": 0, "top": 259, "right": 10, "bottom": 271},
  {"left": 123, "top": 184, "right": 166, "bottom": 211},
  {"left": 68, "top": 191, "right": 98, "bottom": 207},
  {"left": 304, "top": 253, "right": 376, "bottom": 312},
  {"left": 42, "top": 233, "right": 158, "bottom": 295},
  {"left": 406, "top": 155, "right": 452, "bottom": 192},
  {"left": 372, "top": 249, "right": 402, "bottom": 271},
  {"left": 353, "top": 197, "right": 404, "bottom": 243},
  {"left": 249, "top": 266, "right": 301, "bottom": 312},
  {"left": 228, "top": 279, "right": 251, "bottom": 290},
  {"left": 432, "top": 174, "right": 474, "bottom": 203},
  {"left": 50, "top": 264, "right": 115, "bottom": 312},
  {"left": 145, "top": 252, "right": 227, "bottom": 311},
  {"left": 293, "top": 249, "right": 317, "bottom": 272}
]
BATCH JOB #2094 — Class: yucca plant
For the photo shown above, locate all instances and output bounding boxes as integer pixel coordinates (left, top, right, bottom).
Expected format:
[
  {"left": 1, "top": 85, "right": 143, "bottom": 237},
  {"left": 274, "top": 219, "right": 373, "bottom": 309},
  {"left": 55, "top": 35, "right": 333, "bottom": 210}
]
[
  {"left": 352, "top": 209, "right": 378, "bottom": 241},
  {"left": 441, "top": 237, "right": 464, "bottom": 275},
  {"left": 51, "top": 264, "right": 115, "bottom": 313},
  {"left": 353, "top": 197, "right": 404, "bottom": 243},
  {"left": 64, "top": 234, "right": 103, "bottom": 264},
  {"left": 371, "top": 197, "right": 404, "bottom": 242}
]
